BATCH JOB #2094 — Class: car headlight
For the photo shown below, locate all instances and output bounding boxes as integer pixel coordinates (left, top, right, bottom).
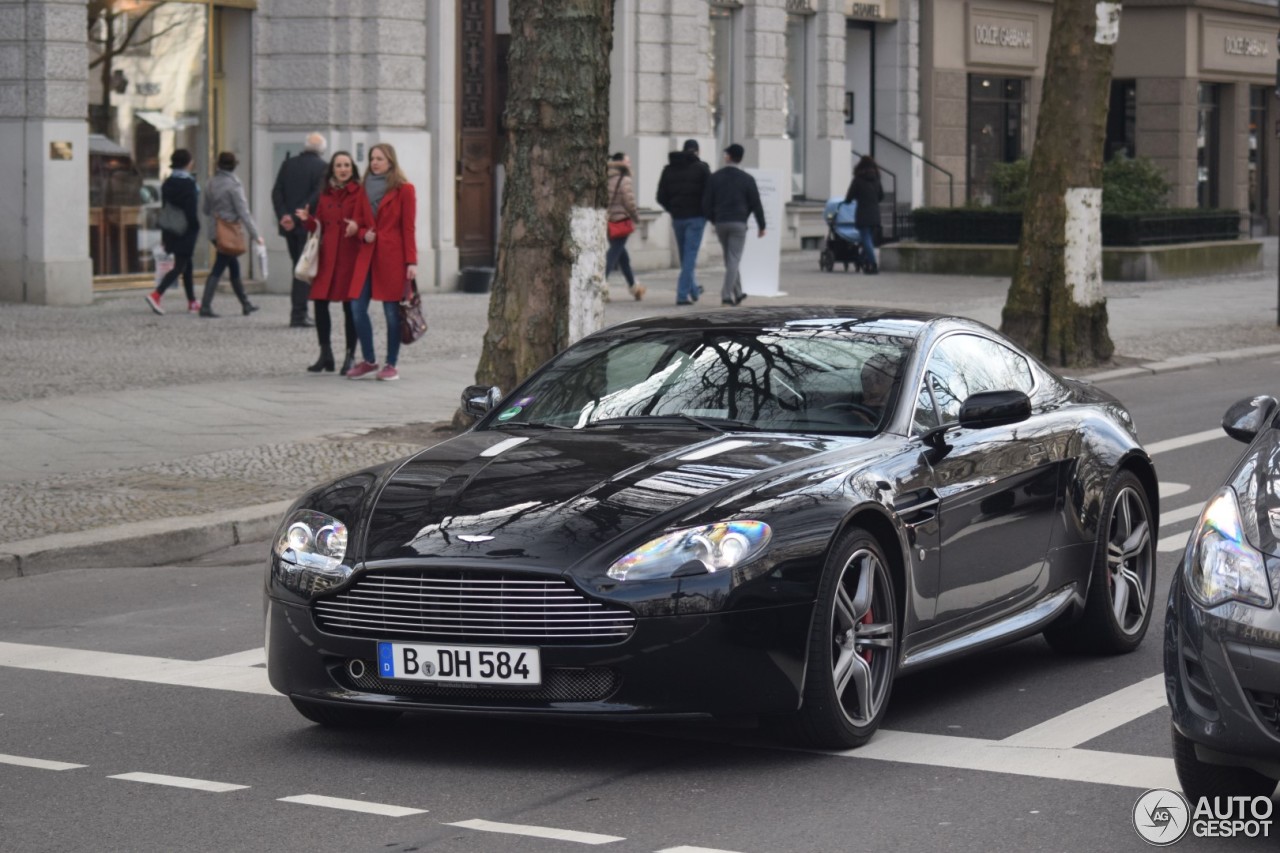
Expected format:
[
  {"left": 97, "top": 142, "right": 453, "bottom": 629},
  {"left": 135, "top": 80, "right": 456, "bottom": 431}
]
[
  {"left": 1185, "top": 488, "right": 1273, "bottom": 609},
  {"left": 273, "top": 509, "right": 351, "bottom": 598},
  {"left": 607, "top": 521, "right": 771, "bottom": 582}
]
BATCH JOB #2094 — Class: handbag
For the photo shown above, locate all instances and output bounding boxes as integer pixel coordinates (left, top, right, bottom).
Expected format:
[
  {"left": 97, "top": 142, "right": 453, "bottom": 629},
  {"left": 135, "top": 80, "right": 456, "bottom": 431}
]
[
  {"left": 294, "top": 221, "right": 322, "bottom": 282},
  {"left": 214, "top": 217, "right": 247, "bottom": 256},
  {"left": 607, "top": 218, "right": 635, "bottom": 240},
  {"left": 157, "top": 203, "right": 187, "bottom": 236},
  {"left": 399, "top": 279, "right": 428, "bottom": 345}
]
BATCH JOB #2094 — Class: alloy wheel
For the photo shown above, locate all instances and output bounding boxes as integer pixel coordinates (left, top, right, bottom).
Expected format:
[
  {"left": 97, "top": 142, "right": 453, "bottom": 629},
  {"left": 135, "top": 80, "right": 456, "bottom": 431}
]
[
  {"left": 830, "top": 547, "right": 895, "bottom": 726},
  {"left": 1106, "top": 485, "right": 1153, "bottom": 636}
]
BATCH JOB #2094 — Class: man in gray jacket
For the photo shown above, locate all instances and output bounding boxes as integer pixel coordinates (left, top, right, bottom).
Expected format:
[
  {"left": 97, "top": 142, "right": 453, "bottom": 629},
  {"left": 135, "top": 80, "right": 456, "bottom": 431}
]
[
  {"left": 702, "top": 143, "right": 765, "bottom": 306},
  {"left": 271, "top": 132, "right": 327, "bottom": 327}
]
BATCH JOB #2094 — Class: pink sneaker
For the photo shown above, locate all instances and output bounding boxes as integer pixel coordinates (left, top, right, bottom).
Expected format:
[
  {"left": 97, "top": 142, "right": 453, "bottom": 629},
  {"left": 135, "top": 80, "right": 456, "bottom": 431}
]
[
  {"left": 188, "top": 300, "right": 200, "bottom": 313},
  {"left": 376, "top": 365, "right": 400, "bottom": 381},
  {"left": 346, "top": 361, "right": 379, "bottom": 379},
  {"left": 144, "top": 292, "right": 164, "bottom": 315}
]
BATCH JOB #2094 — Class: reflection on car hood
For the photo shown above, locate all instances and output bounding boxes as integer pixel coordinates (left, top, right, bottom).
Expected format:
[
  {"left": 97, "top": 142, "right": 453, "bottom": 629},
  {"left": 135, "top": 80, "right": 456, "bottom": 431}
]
[{"left": 361, "top": 428, "right": 863, "bottom": 565}]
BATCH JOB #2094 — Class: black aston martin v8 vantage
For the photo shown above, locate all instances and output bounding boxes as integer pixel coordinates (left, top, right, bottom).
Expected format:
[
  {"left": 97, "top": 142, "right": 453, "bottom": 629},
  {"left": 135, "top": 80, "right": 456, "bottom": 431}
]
[{"left": 266, "top": 307, "right": 1159, "bottom": 748}]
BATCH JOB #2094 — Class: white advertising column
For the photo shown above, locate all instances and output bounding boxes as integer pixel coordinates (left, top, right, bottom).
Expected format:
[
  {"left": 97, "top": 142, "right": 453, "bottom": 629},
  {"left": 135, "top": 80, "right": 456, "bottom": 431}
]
[{"left": 740, "top": 169, "right": 784, "bottom": 296}]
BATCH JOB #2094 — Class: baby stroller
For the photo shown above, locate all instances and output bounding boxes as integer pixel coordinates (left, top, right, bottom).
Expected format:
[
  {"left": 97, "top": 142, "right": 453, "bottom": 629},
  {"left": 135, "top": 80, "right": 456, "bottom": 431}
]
[{"left": 819, "top": 197, "right": 865, "bottom": 272}]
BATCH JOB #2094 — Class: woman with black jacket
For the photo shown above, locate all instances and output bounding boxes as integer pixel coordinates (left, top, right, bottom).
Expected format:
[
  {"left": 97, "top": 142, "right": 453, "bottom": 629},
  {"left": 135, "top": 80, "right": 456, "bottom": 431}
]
[
  {"left": 145, "top": 149, "right": 201, "bottom": 314},
  {"left": 844, "top": 155, "right": 884, "bottom": 274}
]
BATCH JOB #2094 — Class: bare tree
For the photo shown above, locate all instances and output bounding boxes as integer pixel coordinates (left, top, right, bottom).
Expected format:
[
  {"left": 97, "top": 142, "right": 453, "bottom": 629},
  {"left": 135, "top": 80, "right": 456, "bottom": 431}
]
[
  {"left": 472, "top": 0, "right": 615, "bottom": 398},
  {"left": 87, "top": 0, "right": 182, "bottom": 138},
  {"left": 1000, "top": 0, "right": 1121, "bottom": 366}
]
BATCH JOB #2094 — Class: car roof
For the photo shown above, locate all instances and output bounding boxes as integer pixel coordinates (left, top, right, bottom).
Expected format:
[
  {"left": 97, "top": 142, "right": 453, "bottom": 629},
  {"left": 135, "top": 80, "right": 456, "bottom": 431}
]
[{"left": 599, "top": 305, "right": 993, "bottom": 341}]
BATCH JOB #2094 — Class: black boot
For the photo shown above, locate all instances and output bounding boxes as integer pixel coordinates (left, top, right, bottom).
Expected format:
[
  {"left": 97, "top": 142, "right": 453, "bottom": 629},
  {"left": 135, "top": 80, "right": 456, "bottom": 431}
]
[
  {"left": 339, "top": 348, "right": 356, "bottom": 376},
  {"left": 307, "top": 345, "right": 335, "bottom": 373}
]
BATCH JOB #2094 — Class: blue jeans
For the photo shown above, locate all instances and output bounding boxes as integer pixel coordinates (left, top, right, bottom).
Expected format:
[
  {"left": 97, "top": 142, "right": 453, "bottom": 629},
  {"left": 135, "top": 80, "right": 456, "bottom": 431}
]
[
  {"left": 671, "top": 216, "right": 705, "bottom": 302},
  {"left": 351, "top": 277, "right": 401, "bottom": 367},
  {"left": 605, "top": 235, "right": 634, "bottom": 286},
  {"left": 858, "top": 226, "right": 878, "bottom": 267}
]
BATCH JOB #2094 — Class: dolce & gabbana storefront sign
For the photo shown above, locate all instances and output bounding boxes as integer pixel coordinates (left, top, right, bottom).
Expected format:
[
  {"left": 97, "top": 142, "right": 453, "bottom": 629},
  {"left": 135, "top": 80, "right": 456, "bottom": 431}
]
[
  {"left": 966, "top": 6, "right": 1038, "bottom": 69},
  {"left": 1200, "top": 15, "right": 1276, "bottom": 77}
]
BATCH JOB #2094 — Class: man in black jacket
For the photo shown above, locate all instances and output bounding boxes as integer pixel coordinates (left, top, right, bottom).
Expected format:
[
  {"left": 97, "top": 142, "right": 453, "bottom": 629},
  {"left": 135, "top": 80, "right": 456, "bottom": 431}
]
[
  {"left": 702, "top": 143, "right": 765, "bottom": 306},
  {"left": 271, "top": 132, "right": 328, "bottom": 327},
  {"left": 655, "top": 139, "right": 710, "bottom": 305}
]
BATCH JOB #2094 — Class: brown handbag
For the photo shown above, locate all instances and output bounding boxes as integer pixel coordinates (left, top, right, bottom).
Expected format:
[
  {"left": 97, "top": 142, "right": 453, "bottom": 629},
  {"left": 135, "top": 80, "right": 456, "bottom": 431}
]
[
  {"left": 214, "top": 217, "right": 247, "bottom": 256},
  {"left": 399, "top": 279, "right": 428, "bottom": 345}
]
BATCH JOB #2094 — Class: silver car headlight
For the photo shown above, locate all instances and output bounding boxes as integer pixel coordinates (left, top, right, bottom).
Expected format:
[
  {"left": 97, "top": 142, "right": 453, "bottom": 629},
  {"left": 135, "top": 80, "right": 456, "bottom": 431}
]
[
  {"left": 1185, "top": 488, "right": 1273, "bottom": 609},
  {"left": 607, "top": 521, "right": 771, "bottom": 582},
  {"left": 273, "top": 509, "right": 351, "bottom": 598}
]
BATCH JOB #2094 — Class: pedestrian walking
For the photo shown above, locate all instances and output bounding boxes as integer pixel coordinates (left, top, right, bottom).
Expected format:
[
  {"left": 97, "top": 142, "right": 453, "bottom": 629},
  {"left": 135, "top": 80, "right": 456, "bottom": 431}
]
[
  {"left": 145, "top": 149, "right": 200, "bottom": 315},
  {"left": 271, "top": 132, "right": 328, "bottom": 327},
  {"left": 702, "top": 143, "right": 765, "bottom": 306},
  {"left": 605, "top": 152, "right": 645, "bottom": 301},
  {"left": 198, "top": 152, "right": 261, "bottom": 318},
  {"left": 293, "top": 151, "right": 370, "bottom": 374},
  {"left": 656, "top": 139, "right": 710, "bottom": 305},
  {"left": 347, "top": 142, "right": 417, "bottom": 382},
  {"left": 844, "top": 155, "right": 884, "bottom": 274}
]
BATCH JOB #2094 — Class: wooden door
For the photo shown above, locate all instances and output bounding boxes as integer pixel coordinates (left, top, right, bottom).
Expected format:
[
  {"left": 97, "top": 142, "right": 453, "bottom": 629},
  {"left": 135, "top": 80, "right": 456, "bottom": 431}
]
[{"left": 457, "top": 0, "right": 502, "bottom": 268}]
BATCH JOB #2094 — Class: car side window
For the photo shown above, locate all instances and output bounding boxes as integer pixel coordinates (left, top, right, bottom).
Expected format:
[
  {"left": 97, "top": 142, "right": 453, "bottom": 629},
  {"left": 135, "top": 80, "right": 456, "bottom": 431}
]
[{"left": 915, "top": 334, "right": 1035, "bottom": 429}]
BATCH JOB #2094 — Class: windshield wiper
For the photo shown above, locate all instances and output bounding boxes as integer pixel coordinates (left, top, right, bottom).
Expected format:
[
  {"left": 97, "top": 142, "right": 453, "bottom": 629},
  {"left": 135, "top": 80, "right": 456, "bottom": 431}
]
[
  {"left": 587, "top": 414, "right": 762, "bottom": 432},
  {"left": 496, "top": 420, "right": 572, "bottom": 430}
]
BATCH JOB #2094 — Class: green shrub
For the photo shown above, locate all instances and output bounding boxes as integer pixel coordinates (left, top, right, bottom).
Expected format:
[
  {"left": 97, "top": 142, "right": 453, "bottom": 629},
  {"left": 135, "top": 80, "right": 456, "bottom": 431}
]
[
  {"left": 989, "top": 160, "right": 1030, "bottom": 210},
  {"left": 1102, "top": 155, "right": 1171, "bottom": 213}
]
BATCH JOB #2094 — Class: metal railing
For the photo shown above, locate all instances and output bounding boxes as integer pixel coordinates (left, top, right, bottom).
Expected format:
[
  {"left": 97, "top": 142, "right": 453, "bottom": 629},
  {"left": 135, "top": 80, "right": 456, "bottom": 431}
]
[{"left": 874, "top": 131, "right": 955, "bottom": 208}]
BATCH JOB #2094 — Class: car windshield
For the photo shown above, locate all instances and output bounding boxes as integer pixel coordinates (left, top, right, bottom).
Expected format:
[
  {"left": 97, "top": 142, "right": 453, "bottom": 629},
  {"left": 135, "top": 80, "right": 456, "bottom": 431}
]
[{"left": 488, "top": 327, "right": 912, "bottom": 435}]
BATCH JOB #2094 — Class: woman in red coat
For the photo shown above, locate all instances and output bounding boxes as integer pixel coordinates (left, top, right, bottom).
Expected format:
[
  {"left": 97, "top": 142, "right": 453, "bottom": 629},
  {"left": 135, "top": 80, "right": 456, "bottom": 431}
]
[
  {"left": 295, "top": 151, "right": 372, "bottom": 373},
  {"left": 347, "top": 142, "right": 418, "bottom": 381}
]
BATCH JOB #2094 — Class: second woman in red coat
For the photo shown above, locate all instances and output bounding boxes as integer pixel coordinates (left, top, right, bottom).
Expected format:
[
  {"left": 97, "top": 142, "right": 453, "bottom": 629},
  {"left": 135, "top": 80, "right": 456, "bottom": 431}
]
[
  {"left": 295, "top": 151, "right": 372, "bottom": 373},
  {"left": 347, "top": 142, "right": 418, "bottom": 381}
]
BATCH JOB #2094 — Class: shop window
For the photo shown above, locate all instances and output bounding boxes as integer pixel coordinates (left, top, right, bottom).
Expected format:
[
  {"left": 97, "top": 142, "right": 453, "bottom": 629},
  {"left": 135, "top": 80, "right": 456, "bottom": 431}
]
[
  {"left": 709, "top": 6, "right": 736, "bottom": 155},
  {"left": 785, "top": 13, "right": 809, "bottom": 198},
  {"left": 1105, "top": 79, "right": 1136, "bottom": 161},
  {"left": 1197, "top": 83, "right": 1221, "bottom": 209},
  {"left": 967, "top": 76, "right": 1025, "bottom": 205}
]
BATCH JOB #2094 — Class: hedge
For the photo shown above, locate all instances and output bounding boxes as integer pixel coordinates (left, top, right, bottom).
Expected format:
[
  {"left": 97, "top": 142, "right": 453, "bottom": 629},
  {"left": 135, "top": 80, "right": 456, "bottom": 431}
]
[{"left": 910, "top": 208, "right": 1241, "bottom": 247}]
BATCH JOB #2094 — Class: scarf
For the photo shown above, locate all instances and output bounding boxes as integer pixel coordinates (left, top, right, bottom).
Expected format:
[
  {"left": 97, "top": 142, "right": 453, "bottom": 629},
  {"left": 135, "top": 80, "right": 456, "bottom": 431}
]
[{"left": 366, "top": 173, "right": 389, "bottom": 215}]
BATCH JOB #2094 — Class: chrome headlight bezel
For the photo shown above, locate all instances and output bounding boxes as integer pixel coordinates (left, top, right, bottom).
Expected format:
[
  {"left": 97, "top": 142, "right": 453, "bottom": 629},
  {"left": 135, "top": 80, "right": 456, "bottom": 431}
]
[
  {"left": 272, "top": 509, "right": 352, "bottom": 599},
  {"left": 1184, "top": 487, "right": 1274, "bottom": 609},
  {"left": 607, "top": 521, "right": 772, "bottom": 582}
]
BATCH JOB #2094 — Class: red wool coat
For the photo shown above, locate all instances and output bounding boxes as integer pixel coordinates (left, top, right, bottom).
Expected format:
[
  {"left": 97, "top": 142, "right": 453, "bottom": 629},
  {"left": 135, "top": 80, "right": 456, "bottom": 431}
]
[
  {"left": 351, "top": 182, "right": 418, "bottom": 302},
  {"left": 303, "top": 181, "right": 373, "bottom": 301}
]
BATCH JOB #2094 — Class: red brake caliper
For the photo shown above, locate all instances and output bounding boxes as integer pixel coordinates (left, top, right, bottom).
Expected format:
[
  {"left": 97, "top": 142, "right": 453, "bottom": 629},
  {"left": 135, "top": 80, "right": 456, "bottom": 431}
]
[{"left": 860, "top": 608, "right": 873, "bottom": 663}]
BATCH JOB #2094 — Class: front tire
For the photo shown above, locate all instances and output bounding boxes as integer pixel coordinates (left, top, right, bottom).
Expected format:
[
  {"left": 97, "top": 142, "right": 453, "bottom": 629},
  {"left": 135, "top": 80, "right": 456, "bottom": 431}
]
[
  {"left": 1172, "top": 727, "right": 1278, "bottom": 801},
  {"left": 290, "top": 697, "right": 403, "bottom": 729},
  {"left": 787, "top": 529, "right": 899, "bottom": 749},
  {"left": 1045, "top": 469, "right": 1155, "bottom": 655}
]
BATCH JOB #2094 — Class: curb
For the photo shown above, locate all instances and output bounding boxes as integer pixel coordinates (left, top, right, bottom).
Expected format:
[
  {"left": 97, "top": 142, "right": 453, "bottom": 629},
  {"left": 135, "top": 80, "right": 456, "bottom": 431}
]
[{"left": 4, "top": 343, "right": 1279, "bottom": 580}]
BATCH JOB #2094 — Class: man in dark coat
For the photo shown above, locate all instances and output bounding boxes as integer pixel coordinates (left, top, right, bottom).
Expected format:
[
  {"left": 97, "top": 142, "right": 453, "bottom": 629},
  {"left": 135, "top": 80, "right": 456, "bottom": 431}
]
[
  {"left": 702, "top": 143, "right": 765, "bottom": 306},
  {"left": 656, "top": 139, "right": 710, "bottom": 305},
  {"left": 272, "top": 132, "right": 328, "bottom": 327}
]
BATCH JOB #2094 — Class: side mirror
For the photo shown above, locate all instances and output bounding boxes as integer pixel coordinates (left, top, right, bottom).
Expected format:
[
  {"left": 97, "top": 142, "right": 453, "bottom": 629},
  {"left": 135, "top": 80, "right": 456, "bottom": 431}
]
[
  {"left": 958, "top": 390, "right": 1032, "bottom": 430},
  {"left": 461, "top": 385, "right": 504, "bottom": 420},
  {"left": 1222, "top": 395, "right": 1278, "bottom": 444}
]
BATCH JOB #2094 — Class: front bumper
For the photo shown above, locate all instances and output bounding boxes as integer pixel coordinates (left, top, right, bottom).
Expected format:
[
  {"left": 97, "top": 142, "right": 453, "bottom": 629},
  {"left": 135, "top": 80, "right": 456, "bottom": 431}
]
[
  {"left": 266, "top": 593, "right": 813, "bottom": 719},
  {"left": 1164, "top": 567, "right": 1280, "bottom": 776}
]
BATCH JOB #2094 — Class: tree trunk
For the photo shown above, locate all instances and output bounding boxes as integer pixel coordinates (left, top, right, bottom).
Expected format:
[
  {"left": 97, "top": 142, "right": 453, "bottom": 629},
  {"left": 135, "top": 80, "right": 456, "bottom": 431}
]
[
  {"left": 1001, "top": 0, "right": 1119, "bottom": 367},
  {"left": 473, "top": 0, "right": 613, "bottom": 397}
]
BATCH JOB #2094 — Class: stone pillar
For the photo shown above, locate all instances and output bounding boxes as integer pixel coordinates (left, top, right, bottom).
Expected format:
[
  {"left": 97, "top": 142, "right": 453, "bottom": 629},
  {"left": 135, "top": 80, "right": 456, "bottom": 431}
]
[
  {"left": 808, "top": 3, "right": 851, "bottom": 202},
  {"left": 1134, "top": 77, "right": 1197, "bottom": 208},
  {"left": 254, "top": 0, "right": 433, "bottom": 292},
  {"left": 742, "top": 0, "right": 789, "bottom": 186},
  {"left": 1217, "top": 83, "right": 1248, "bottom": 227},
  {"left": 426, "top": 0, "right": 458, "bottom": 290},
  {"left": 0, "top": 0, "right": 92, "bottom": 305}
]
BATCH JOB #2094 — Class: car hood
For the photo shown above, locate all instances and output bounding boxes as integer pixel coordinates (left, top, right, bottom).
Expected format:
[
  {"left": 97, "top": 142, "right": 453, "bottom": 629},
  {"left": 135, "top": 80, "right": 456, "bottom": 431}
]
[{"left": 360, "top": 428, "right": 865, "bottom": 567}]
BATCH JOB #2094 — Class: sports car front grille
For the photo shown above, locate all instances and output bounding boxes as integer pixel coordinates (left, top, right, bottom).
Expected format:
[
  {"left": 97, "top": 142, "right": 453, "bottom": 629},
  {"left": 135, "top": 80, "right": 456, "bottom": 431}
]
[
  {"left": 312, "top": 570, "right": 636, "bottom": 645},
  {"left": 343, "top": 663, "right": 619, "bottom": 703}
]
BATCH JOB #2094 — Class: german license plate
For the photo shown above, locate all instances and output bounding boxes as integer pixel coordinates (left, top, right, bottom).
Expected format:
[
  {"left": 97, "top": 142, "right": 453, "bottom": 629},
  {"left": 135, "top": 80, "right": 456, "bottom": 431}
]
[{"left": 376, "top": 642, "right": 541, "bottom": 686}]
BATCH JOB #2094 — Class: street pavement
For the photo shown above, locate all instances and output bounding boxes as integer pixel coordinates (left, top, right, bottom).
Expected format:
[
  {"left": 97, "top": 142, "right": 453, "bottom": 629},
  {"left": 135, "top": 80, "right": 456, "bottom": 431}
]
[{"left": 3, "top": 240, "right": 1279, "bottom": 578}]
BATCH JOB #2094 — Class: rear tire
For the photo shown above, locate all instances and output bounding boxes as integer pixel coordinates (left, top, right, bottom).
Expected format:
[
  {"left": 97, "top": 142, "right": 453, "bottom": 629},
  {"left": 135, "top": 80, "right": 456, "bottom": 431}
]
[
  {"left": 1045, "top": 469, "right": 1154, "bottom": 655},
  {"left": 819, "top": 249, "right": 834, "bottom": 272},
  {"left": 290, "top": 697, "right": 403, "bottom": 729},
  {"left": 1172, "top": 727, "right": 1278, "bottom": 801},
  {"left": 783, "top": 529, "right": 899, "bottom": 749}
]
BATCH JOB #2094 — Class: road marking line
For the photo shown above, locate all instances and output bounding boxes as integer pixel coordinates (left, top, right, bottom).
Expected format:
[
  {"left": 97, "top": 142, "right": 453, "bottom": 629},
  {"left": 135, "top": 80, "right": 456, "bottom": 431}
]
[
  {"left": 1159, "top": 532, "right": 1191, "bottom": 553},
  {"left": 1161, "top": 502, "right": 1205, "bottom": 527},
  {"left": 0, "top": 753, "right": 86, "bottom": 771},
  {"left": 199, "top": 648, "right": 266, "bottom": 667},
  {"left": 1158, "top": 482, "right": 1189, "bottom": 499},
  {"left": 833, "top": 729, "right": 1179, "bottom": 790},
  {"left": 109, "top": 772, "right": 248, "bottom": 792},
  {"left": 447, "top": 819, "right": 624, "bottom": 845},
  {"left": 999, "top": 674, "right": 1166, "bottom": 749},
  {"left": 0, "top": 642, "right": 276, "bottom": 695},
  {"left": 279, "top": 794, "right": 426, "bottom": 817},
  {"left": 1145, "top": 429, "right": 1224, "bottom": 456},
  {"left": 658, "top": 848, "right": 747, "bottom": 853}
]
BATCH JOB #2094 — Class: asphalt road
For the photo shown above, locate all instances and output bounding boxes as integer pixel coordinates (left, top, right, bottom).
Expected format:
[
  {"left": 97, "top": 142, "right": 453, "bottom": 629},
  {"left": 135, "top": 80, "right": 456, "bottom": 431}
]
[{"left": 2, "top": 356, "right": 1279, "bottom": 853}]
